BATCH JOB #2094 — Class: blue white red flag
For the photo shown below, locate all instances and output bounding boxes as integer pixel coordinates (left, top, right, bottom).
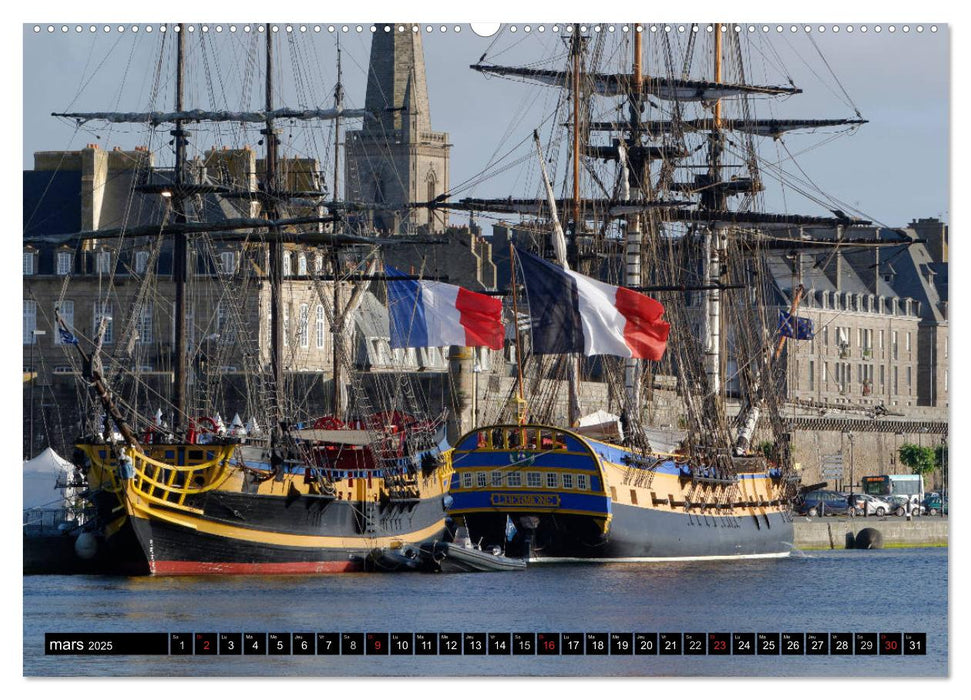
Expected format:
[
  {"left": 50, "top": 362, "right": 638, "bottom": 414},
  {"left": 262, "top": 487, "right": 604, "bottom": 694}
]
[
  {"left": 386, "top": 266, "right": 504, "bottom": 350},
  {"left": 515, "top": 249, "right": 670, "bottom": 360}
]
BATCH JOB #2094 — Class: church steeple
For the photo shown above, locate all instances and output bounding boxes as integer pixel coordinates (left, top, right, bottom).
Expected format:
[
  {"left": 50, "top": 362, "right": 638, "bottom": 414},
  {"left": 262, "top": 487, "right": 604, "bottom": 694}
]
[
  {"left": 345, "top": 23, "right": 450, "bottom": 233},
  {"left": 364, "top": 25, "right": 431, "bottom": 138}
]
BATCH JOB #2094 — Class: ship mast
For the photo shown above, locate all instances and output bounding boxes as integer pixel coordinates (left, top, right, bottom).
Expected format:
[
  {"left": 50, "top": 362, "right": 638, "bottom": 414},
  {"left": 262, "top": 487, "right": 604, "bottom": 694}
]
[
  {"left": 567, "top": 24, "right": 584, "bottom": 427},
  {"left": 571, "top": 24, "right": 582, "bottom": 266},
  {"left": 703, "top": 23, "right": 728, "bottom": 405},
  {"left": 263, "top": 24, "right": 285, "bottom": 434},
  {"left": 172, "top": 23, "right": 189, "bottom": 427},
  {"left": 331, "top": 36, "right": 344, "bottom": 418},
  {"left": 623, "top": 26, "right": 643, "bottom": 421}
]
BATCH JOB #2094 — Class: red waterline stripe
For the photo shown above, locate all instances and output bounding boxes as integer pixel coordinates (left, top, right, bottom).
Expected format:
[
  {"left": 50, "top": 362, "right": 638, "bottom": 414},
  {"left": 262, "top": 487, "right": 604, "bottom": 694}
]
[{"left": 150, "top": 559, "right": 362, "bottom": 575}]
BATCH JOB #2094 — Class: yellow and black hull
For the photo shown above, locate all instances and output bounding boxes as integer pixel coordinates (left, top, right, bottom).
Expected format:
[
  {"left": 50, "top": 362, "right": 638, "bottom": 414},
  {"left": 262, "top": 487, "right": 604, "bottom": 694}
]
[{"left": 82, "top": 440, "right": 452, "bottom": 575}]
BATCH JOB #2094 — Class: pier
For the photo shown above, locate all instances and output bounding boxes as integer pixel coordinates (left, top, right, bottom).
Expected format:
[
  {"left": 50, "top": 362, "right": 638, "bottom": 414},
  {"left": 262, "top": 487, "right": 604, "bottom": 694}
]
[{"left": 793, "top": 516, "right": 948, "bottom": 550}]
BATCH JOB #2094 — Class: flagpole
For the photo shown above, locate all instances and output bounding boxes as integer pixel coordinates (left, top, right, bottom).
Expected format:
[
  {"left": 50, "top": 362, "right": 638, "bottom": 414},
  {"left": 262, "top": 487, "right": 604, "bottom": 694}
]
[{"left": 509, "top": 244, "right": 527, "bottom": 425}]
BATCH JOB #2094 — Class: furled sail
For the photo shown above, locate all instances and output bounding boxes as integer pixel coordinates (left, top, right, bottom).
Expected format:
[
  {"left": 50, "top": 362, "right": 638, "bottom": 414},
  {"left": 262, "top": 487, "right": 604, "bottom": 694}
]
[
  {"left": 431, "top": 197, "right": 689, "bottom": 217},
  {"left": 471, "top": 64, "right": 801, "bottom": 101},
  {"left": 587, "top": 118, "right": 868, "bottom": 137},
  {"left": 53, "top": 107, "right": 368, "bottom": 126}
]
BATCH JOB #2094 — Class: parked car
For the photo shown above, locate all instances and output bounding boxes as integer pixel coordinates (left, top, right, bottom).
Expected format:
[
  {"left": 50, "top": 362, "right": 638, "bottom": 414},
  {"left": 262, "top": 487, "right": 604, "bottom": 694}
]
[
  {"left": 887, "top": 495, "right": 925, "bottom": 516},
  {"left": 795, "top": 490, "right": 854, "bottom": 517},
  {"left": 923, "top": 493, "right": 948, "bottom": 516},
  {"left": 848, "top": 493, "right": 893, "bottom": 516}
]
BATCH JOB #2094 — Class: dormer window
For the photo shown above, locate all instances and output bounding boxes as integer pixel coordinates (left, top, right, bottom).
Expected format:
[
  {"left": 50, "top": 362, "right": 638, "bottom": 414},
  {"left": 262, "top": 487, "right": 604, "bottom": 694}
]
[
  {"left": 134, "top": 251, "right": 150, "bottom": 275},
  {"left": 95, "top": 250, "right": 112, "bottom": 274},
  {"left": 219, "top": 251, "right": 237, "bottom": 276},
  {"left": 56, "top": 251, "right": 73, "bottom": 276},
  {"left": 23, "top": 250, "right": 37, "bottom": 276}
]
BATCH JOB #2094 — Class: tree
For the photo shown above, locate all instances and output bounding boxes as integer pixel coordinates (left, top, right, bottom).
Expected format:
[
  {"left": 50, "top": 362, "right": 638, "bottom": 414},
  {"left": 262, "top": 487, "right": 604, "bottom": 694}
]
[
  {"left": 898, "top": 443, "right": 936, "bottom": 480},
  {"left": 755, "top": 440, "right": 777, "bottom": 462}
]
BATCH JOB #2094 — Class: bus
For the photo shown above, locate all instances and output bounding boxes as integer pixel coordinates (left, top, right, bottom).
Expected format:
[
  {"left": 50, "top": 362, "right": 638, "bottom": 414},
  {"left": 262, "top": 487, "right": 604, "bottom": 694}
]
[{"left": 861, "top": 474, "right": 924, "bottom": 508}]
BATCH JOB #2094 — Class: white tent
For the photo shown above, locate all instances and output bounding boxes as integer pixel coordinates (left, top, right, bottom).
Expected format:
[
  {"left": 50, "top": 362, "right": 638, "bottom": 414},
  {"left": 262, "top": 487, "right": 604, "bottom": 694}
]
[{"left": 23, "top": 447, "right": 75, "bottom": 510}]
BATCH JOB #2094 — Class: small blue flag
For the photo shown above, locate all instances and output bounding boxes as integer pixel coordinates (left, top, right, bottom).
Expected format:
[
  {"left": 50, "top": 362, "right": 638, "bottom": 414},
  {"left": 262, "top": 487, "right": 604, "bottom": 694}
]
[
  {"left": 505, "top": 515, "right": 517, "bottom": 542},
  {"left": 58, "top": 328, "right": 79, "bottom": 345},
  {"left": 778, "top": 311, "right": 814, "bottom": 340}
]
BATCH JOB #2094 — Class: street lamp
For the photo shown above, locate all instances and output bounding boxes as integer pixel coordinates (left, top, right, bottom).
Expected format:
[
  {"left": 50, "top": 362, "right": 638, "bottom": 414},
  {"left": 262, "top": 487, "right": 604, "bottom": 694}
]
[{"left": 27, "top": 329, "right": 46, "bottom": 459}]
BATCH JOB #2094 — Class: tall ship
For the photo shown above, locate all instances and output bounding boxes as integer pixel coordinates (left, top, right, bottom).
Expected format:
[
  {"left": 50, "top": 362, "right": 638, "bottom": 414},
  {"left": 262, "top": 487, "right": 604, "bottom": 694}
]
[
  {"left": 438, "top": 23, "right": 874, "bottom": 561},
  {"left": 32, "top": 24, "right": 470, "bottom": 574}
]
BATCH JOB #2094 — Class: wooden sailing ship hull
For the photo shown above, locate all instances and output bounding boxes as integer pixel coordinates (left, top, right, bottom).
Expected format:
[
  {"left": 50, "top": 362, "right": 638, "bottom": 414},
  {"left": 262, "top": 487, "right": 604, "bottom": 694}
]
[
  {"left": 127, "top": 495, "right": 449, "bottom": 575},
  {"left": 463, "top": 505, "right": 792, "bottom": 562},
  {"left": 83, "top": 439, "right": 452, "bottom": 575},
  {"left": 447, "top": 425, "right": 794, "bottom": 562}
]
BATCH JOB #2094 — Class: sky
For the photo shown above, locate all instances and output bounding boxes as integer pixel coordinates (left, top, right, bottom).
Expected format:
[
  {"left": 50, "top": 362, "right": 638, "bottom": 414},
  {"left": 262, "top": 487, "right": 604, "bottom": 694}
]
[{"left": 20, "top": 21, "right": 948, "bottom": 230}]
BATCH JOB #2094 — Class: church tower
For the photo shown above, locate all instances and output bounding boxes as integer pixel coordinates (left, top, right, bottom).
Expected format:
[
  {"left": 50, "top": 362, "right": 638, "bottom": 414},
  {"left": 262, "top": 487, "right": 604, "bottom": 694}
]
[{"left": 345, "top": 24, "right": 450, "bottom": 233}]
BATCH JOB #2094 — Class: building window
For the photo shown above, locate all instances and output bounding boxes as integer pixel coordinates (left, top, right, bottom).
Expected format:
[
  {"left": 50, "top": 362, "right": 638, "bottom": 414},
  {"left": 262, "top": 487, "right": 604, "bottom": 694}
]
[
  {"left": 135, "top": 251, "right": 150, "bottom": 275},
  {"left": 577, "top": 474, "right": 589, "bottom": 491},
  {"left": 476, "top": 472, "right": 487, "bottom": 488},
  {"left": 23, "top": 251, "right": 37, "bottom": 276},
  {"left": 297, "top": 253, "right": 308, "bottom": 276},
  {"left": 546, "top": 472, "right": 558, "bottom": 489},
  {"left": 57, "top": 251, "right": 72, "bottom": 276},
  {"left": 137, "top": 303, "right": 153, "bottom": 344},
  {"left": 298, "top": 303, "right": 309, "bottom": 348},
  {"left": 893, "top": 366, "right": 899, "bottom": 395},
  {"left": 93, "top": 301, "right": 113, "bottom": 344},
  {"left": 822, "top": 326, "right": 828, "bottom": 347},
  {"left": 282, "top": 252, "right": 292, "bottom": 276},
  {"left": 822, "top": 362, "right": 828, "bottom": 385},
  {"left": 562, "top": 473, "right": 574, "bottom": 489},
  {"left": 95, "top": 250, "right": 112, "bottom": 274},
  {"left": 491, "top": 471, "right": 503, "bottom": 487},
  {"left": 461, "top": 472, "right": 473, "bottom": 489},
  {"left": 316, "top": 305, "right": 326, "bottom": 349},
  {"left": 836, "top": 326, "right": 849, "bottom": 356},
  {"left": 892, "top": 331, "right": 898, "bottom": 360},
  {"left": 219, "top": 251, "right": 236, "bottom": 275},
  {"left": 23, "top": 300, "right": 37, "bottom": 344},
  {"left": 808, "top": 360, "right": 815, "bottom": 391},
  {"left": 54, "top": 301, "right": 74, "bottom": 344},
  {"left": 527, "top": 472, "right": 541, "bottom": 488},
  {"left": 879, "top": 365, "right": 885, "bottom": 388},
  {"left": 507, "top": 472, "right": 522, "bottom": 487},
  {"left": 906, "top": 366, "right": 912, "bottom": 394},
  {"left": 216, "top": 301, "right": 235, "bottom": 343},
  {"left": 906, "top": 332, "right": 911, "bottom": 353},
  {"left": 314, "top": 253, "right": 324, "bottom": 274}
]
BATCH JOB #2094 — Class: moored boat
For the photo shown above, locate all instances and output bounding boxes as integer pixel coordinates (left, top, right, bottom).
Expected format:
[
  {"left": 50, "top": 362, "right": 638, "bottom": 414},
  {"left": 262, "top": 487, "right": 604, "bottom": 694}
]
[
  {"left": 448, "top": 425, "right": 793, "bottom": 562},
  {"left": 431, "top": 527, "right": 526, "bottom": 572}
]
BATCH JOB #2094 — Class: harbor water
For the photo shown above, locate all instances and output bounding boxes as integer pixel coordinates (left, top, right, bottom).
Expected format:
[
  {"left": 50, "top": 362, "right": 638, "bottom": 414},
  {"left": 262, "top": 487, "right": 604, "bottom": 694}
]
[{"left": 23, "top": 547, "right": 947, "bottom": 677}]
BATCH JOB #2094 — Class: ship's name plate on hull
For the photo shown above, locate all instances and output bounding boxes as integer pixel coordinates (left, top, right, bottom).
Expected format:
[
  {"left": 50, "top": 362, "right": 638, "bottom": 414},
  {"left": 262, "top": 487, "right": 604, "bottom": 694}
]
[{"left": 490, "top": 493, "right": 560, "bottom": 508}]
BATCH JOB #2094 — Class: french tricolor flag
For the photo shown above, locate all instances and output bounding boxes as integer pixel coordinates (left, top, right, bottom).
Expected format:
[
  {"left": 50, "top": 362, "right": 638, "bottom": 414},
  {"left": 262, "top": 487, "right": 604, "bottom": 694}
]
[
  {"left": 386, "top": 266, "right": 504, "bottom": 350},
  {"left": 515, "top": 249, "right": 670, "bottom": 360}
]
